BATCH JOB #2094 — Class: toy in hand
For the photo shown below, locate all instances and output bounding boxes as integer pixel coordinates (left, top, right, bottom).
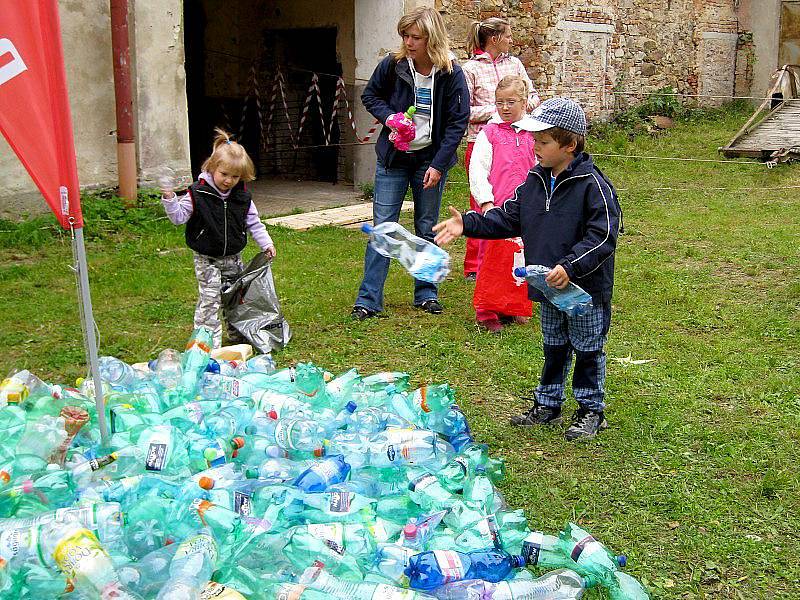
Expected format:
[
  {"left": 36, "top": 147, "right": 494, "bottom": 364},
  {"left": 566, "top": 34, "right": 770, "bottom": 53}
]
[{"left": 386, "top": 106, "right": 417, "bottom": 151}]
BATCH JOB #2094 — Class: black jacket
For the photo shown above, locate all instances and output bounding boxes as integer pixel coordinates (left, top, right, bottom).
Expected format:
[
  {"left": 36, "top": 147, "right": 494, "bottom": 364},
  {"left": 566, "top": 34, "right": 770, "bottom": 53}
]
[
  {"left": 185, "top": 178, "right": 250, "bottom": 257},
  {"left": 462, "top": 153, "right": 622, "bottom": 304},
  {"left": 361, "top": 54, "right": 469, "bottom": 173}
]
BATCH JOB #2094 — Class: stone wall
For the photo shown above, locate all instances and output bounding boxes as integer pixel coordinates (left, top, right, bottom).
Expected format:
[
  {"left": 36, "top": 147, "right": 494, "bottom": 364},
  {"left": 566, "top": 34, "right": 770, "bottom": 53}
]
[{"left": 437, "top": 0, "right": 758, "bottom": 118}]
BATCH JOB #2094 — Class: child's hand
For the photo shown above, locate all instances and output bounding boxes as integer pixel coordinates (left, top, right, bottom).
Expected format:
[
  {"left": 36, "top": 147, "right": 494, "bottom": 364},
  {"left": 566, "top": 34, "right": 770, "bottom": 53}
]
[
  {"left": 480, "top": 202, "right": 494, "bottom": 214},
  {"left": 545, "top": 264, "right": 569, "bottom": 289},
  {"left": 263, "top": 245, "right": 277, "bottom": 259},
  {"left": 433, "top": 206, "right": 464, "bottom": 246}
]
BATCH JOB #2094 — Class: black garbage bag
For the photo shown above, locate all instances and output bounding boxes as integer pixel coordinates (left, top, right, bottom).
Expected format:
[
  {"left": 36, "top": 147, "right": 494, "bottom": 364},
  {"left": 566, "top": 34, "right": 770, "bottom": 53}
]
[{"left": 222, "top": 252, "right": 291, "bottom": 353}]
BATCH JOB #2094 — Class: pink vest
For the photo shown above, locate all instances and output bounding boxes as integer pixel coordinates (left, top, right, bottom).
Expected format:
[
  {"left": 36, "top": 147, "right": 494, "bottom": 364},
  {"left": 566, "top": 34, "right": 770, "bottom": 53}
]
[{"left": 483, "top": 121, "right": 537, "bottom": 206}]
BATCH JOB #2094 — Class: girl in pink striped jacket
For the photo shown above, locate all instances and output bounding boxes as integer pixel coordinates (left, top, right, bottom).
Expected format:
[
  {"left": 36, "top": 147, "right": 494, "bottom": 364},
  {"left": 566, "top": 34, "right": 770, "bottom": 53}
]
[{"left": 468, "top": 76, "right": 538, "bottom": 332}]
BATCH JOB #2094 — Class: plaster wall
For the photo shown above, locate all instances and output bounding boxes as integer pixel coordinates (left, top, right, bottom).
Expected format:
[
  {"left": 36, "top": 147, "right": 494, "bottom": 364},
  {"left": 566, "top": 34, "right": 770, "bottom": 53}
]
[
  {"left": 133, "top": 0, "right": 192, "bottom": 185},
  {"left": 0, "top": 0, "right": 117, "bottom": 219},
  {"left": 748, "top": 0, "right": 781, "bottom": 97}
]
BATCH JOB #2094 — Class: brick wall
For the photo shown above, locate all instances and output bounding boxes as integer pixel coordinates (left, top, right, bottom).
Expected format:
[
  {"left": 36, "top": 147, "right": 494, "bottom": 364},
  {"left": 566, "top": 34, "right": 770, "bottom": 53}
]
[{"left": 437, "top": 0, "right": 755, "bottom": 119}]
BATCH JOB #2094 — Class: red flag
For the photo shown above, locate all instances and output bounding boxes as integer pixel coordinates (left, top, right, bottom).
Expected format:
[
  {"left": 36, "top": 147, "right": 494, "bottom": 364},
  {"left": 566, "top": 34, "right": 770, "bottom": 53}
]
[{"left": 0, "top": 0, "right": 83, "bottom": 229}]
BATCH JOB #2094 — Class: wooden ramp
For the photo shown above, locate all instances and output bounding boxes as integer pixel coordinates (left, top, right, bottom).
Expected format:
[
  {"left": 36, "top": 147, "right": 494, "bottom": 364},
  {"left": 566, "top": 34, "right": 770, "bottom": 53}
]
[
  {"left": 721, "top": 65, "right": 800, "bottom": 160},
  {"left": 265, "top": 201, "right": 413, "bottom": 231}
]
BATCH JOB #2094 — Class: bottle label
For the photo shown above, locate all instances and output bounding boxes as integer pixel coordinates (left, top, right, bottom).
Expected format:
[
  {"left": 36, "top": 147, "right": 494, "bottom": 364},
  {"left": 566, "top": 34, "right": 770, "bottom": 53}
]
[
  {"left": 144, "top": 428, "right": 170, "bottom": 472},
  {"left": 0, "top": 527, "right": 37, "bottom": 562},
  {"left": 432, "top": 550, "right": 465, "bottom": 584},
  {"left": 476, "top": 515, "right": 502, "bottom": 548},
  {"left": 311, "top": 459, "right": 341, "bottom": 484},
  {"left": 234, "top": 491, "right": 252, "bottom": 516},
  {"left": 570, "top": 534, "right": 599, "bottom": 563},
  {"left": 490, "top": 582, "right": 514, "bottom": 600},
  {"left": 522, "top": 531, "right": 544, "bottom": 565},
  {"left": 185, "top": 401, "right": 205, "bottom": 424},
  {"left": 53, "top": 529, "right": 109, "bottom": 578},
  {"left": 274, "top": 419, "right": 297, "bottom": 449},
  {"left": 453, "top": 456, "right": 469, "bottom": 476},
  {"left": 205, "top": 441, "right": 227, "bottom": 468},
  {"left": 201, "top": 581, "right": 246, "bottom": 600},
  {"left": 371, "top": 585, "right": 417, "bottom": 600},
  {"left": 307, "top": 523, "right": 344, "bottom": 555},
  {"left": 276, "top": 584, "right": 306, "bottom": 600},
  {"left": 408, "top": 473, "right": 437, "bottom": 492},
  {"left": 175, "top": 532, "right": 219, "bottom": 563},
  {"left": 329, "top": 491, "right": 351, "bottom": 513}
]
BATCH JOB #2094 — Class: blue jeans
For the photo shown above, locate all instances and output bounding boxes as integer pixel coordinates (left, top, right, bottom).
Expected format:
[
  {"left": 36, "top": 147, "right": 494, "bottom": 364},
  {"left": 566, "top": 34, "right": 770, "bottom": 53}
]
[{"left": 355, "top": 155, "right": 448, "bottom": 313}]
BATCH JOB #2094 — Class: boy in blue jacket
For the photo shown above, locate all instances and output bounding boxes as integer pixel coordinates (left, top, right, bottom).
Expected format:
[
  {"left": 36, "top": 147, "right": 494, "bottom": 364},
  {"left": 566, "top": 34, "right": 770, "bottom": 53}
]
[{"left": 434, "top": 98, "right": 622, "bottom": 440}]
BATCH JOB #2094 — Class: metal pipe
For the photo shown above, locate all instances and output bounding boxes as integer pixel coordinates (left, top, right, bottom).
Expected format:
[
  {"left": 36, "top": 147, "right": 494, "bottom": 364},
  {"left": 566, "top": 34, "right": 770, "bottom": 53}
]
[{"left": 110, "top": 0, "right": 137, "bottom": 202}]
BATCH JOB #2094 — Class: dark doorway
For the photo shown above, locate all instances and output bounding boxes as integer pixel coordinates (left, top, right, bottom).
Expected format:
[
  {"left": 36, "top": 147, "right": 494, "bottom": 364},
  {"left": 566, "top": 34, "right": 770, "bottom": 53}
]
[{"left": 259, "top": 27, "right": 342, "bottom": 182}]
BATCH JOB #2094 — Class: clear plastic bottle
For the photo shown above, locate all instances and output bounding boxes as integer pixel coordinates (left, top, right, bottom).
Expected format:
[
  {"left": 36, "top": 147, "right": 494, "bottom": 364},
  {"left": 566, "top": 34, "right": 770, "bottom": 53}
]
[
  {"left": 156, "top": 529, "right": 218, "bottom": 599},
  {"left": 153, "top": 348, "right": 183, "bottom": 389},
  {"left": 98, "top": 356, "right": 139, "bottom": 391},
  {"left": 514, "top": 265, "right": 593, "bottom": 317},
  {"left": 361, "top": 222, "right": 450, "bottom": 283},
  {"left": 432, "top": 569, "right": 594, "bottom": 599}
]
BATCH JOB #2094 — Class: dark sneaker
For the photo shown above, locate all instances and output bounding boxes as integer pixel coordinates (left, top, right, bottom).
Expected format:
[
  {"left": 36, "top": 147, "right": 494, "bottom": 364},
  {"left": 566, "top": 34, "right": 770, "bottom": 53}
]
[
  {"left": 350, "top": 306, "right": 376, "bottom": 321},
  {"left": 416, "top": 299, "right": 443, "bottom": 314},
  {"left": 564, "top": 407, "right": 608, "bottom": 441},
  {"left": 509, "top": 402, "right": 563, "bottom": 427}
]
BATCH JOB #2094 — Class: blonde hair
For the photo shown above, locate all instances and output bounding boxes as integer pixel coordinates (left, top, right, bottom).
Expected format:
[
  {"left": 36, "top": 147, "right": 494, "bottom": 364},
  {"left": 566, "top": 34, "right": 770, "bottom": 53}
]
[
  {"left": 394, "top": 7, "right": 453, "bottom": 73},
  {"left": 201, "top": 128, "right": 256, "bottom": 181},
  {"left": 467, "top": 18, "right": 509, "bottom": 56},
  {"left": 496, "top": 75, "right": 529, "bottom": 101}
]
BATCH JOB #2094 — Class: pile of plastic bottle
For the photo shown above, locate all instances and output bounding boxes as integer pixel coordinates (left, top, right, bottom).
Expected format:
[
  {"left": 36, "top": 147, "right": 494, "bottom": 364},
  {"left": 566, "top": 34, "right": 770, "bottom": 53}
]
[{"left": 0, "top": 327, "right": 649, "bottom": 599}]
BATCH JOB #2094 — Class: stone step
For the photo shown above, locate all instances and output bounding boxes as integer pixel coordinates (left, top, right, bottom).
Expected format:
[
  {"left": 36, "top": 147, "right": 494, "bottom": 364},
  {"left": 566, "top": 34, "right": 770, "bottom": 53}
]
[{"left": 265, "top": 201, "right": 413, "bottom": 230}]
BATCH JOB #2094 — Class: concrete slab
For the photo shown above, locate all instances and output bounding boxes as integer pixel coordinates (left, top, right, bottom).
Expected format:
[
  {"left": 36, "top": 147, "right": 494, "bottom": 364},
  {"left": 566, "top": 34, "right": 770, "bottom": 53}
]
[
  {"left": 249, "top": 178, "right": 365, "bottom": 217},
  {"left": 266, "top": 201, "right": 413, "bottom": 230}
]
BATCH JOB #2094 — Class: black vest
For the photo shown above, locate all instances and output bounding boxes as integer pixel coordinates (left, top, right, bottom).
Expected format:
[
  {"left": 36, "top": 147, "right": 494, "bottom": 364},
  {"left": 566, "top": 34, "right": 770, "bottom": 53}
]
[{"left": 185, "top": 179, "right": 250, "bottom": 257}]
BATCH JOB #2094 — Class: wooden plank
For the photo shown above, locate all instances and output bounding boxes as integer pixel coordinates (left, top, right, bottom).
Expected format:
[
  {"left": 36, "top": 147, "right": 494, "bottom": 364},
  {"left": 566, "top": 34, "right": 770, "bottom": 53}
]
[{"left": 265, "top": 201, "right": 414, "bottom": 231}]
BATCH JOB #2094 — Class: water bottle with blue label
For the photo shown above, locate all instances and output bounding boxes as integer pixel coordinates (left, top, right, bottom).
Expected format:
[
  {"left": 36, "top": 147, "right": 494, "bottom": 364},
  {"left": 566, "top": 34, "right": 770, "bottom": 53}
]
[
  {"left": 362, "top": 222, "right": 450, "bottom": 283},
  {"left": 514, "top": 265, "right": 593, "bottom": 317}
]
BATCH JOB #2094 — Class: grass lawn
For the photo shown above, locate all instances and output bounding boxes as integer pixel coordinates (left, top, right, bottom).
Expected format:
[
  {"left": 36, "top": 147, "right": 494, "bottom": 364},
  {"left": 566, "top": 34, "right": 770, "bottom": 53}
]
[{"left": 1, "top": 102, "right": 798, "bottom": 597}]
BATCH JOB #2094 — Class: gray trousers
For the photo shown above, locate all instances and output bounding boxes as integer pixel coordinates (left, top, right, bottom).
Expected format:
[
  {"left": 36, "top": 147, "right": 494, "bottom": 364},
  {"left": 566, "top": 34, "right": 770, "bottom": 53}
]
[{"left": 193, "top": 252, "right": 245, "bottom": 348}]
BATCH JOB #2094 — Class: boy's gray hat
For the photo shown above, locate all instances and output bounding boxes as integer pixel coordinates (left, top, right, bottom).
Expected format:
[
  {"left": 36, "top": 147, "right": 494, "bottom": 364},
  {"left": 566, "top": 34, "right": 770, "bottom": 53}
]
[{"left": 528, "top": 97, "right": 587, "bottom": 136}]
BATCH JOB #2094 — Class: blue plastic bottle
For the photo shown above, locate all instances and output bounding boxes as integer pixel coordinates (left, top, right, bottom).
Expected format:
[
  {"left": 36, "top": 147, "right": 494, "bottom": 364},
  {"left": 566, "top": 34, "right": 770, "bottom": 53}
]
[
  {"left": 405, "top": 548, "right": 526, "bottom": 590},
  {"left": 293, "top": 454, "right": 351, "bottom": 492},
  {"left": 514, "top": 265, "right": 593, "bottom": 317}
]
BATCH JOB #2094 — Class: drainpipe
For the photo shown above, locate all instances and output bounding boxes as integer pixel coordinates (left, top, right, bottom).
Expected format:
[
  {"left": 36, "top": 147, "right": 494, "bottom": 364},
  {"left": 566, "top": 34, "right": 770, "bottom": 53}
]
[{"left": 110, "top": 0, "right": 137, "bottom": 202}]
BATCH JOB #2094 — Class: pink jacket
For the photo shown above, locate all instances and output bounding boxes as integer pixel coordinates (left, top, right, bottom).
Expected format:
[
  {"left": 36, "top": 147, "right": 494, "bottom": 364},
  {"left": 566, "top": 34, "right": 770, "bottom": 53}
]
[{"left": 469, "top": 116, "right": 537, "bottom": 207}]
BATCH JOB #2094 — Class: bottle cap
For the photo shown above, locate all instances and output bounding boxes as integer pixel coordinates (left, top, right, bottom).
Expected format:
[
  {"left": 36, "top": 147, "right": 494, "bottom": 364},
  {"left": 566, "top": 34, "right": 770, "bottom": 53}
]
[
  {"left": 361, "top": 223, "right": 374, "bottom": 234},
  {"left": 198, "top": 476, "right": 215, "bottom": 490},
  {"left": 345, "top": 401, "right": 357, "bottom": 413},
  {"left": 616, "top": 555, "right": 627, "bottom": 568},
  {"left": 403, "top": 524, "right": 418, "bottom": 539},
  {"left": 232, "top": 437, "right": 246, "bottom": 449},
  {"left": 267, "top": 409, "right": 278, "bottom": 420},
  {"left": 203, "top": 448, "right": 218, "bottom": 461},
  {"left": 244, "top": 468, "right": 258, "bottom": 479},
  {"left": 205, "top": 359, "right": 221, "bottom": 374},
  {"left": 513, "top": 266, "right": 527, "bottom": 277},
  {"left": 313, "top": 447, "right": 325, "bottom": 458}
]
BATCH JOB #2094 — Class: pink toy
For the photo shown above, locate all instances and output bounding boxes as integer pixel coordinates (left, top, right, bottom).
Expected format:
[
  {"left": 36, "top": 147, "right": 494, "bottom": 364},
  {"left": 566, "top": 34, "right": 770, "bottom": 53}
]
[{"left": 386, "top": 106, "right": 417, "bottom": 151}]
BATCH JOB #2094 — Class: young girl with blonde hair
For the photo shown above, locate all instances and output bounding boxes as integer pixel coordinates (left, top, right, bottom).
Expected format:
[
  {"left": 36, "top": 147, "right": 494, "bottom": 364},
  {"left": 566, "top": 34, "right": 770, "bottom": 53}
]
[
  {"left": 352, "top": 7, "right": 469, "bottom": 320},
  {"left": 462, "top": 17, "right": 540, "bottom": 278},
  {"left": 469, "top": 75, "right": 537, "bottom": 332},
  {"left": 160, "top": 128, "right": 275, "bottom": 348}
]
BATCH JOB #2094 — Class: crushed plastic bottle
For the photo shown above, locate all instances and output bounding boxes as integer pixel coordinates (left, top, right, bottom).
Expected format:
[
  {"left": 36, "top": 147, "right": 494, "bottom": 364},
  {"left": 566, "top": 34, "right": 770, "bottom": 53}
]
[{"left": 362, "top": 222, "right": 451, "bottom": 283}]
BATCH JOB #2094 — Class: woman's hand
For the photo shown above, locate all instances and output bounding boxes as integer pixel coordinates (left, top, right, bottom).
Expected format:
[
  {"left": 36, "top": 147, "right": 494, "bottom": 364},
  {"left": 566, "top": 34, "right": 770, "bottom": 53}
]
[
  {"left": 423, "top": 167, "right": 442, "bottom": 190},
  {"left": 433, "top": 206, "right": 464, "bottom": 246}
]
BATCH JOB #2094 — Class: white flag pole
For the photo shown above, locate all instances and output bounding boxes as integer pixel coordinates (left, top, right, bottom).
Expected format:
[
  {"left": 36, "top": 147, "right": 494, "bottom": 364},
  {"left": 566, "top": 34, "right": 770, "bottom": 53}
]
[{"left": 70, "top": 221, "right": 110, "bottom": 444}]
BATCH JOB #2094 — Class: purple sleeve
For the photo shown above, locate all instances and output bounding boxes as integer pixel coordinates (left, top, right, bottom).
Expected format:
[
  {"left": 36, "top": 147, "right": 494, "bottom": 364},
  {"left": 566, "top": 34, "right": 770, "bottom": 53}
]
[
  {"left": 161, "top": 191, "right": 193, "bottom": 224},
  {"left": 246, "top": 201, "right": 274, "bottom": 250}
]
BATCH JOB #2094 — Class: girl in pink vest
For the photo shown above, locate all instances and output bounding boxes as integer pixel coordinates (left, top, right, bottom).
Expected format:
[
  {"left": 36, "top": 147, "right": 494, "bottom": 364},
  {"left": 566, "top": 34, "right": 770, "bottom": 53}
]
[{"left": 468, "top": 75, "right": 537, "bottom": 332}]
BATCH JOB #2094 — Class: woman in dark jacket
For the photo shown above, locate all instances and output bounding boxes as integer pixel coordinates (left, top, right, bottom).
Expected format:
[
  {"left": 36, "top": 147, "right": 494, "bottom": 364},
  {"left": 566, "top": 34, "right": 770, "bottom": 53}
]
[{"left": 351, "top": 7, "right": 469, "bottom": 320}]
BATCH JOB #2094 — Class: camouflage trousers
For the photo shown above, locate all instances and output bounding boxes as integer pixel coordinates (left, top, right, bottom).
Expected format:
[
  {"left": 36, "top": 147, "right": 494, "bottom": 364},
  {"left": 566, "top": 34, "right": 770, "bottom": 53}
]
[{"left": 193, "top": 252, "right": 245, "bottom": 348}]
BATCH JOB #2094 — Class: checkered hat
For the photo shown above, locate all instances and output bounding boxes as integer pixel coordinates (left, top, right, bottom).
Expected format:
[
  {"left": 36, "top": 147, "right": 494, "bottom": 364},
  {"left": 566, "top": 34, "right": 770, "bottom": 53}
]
[{"left": 528, "top": 97, "right": 587, "bottom": 136}]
